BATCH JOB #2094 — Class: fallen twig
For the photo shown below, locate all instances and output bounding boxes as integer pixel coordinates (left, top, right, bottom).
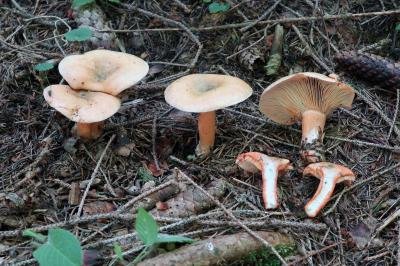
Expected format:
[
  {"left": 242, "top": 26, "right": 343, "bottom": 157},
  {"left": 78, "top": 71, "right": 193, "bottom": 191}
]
[
  {"left": 288, "top": 242, "right": 344, "bottom": 265},
  {"left": 99, "top": 10, "right": 400, "bottom": 33},
  {"left": 137, "top": 231, "right": 293, "bottom": 266},
  {"left": 12, "top": 136, "right": 52, "bottom": 190},
  {"left": 292, "top": 25, "right": 333, "bottom": 73},
  {"left": 150, "top": 179, "right": 226, "bottom": 217},
  {"left": 240, "top": 0, "right": 282, "bottom": 32}
]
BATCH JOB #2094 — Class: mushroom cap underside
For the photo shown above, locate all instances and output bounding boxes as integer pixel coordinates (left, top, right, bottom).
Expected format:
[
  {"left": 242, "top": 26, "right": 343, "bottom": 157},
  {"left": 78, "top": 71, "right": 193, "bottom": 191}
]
[
  {"left": 43, "top": 85, "right": 121, "bottom": 123},
  {"left": 303, "top": 162, "right": 356, "bottom": 183},
  {"left": 259, "top": 72, "right": 355, "bottom": 125},
  {"left": 236, "top": 152, "right": 291, "bottom": 174}
]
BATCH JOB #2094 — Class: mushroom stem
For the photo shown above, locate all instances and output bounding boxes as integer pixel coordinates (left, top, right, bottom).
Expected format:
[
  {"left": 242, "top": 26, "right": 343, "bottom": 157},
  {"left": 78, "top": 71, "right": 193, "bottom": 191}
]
[
  {"left": 236, "top": 152, "right": 292, "bottom": 209},
  {"left": 301, "top": 110, "right": 327, "bottom": 163},
  {"left": 261, "top": 164, "right": 279, "bottom": 209},
  {"left": 75, "top": 122, "right": 104, "bottom": 140},
  {"left": 196, "top": 111, "right": 216, "bottom": 156},
  {"left": 301, "top": 110, "right": 326, "bottom": 144},
  {"left": 304, "top": 168, "right": 337, "bottom": 218}
]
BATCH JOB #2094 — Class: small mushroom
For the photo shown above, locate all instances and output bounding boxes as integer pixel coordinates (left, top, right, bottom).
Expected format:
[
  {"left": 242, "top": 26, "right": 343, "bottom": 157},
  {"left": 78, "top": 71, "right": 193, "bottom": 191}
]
[
  {"left": 259, "top": 72, "right": 355, "bottom": 163},
  {"left": 164, "top": 74, "right": 252, "bottom": 156},
  {"left": 58, "top": 49, "right": 149, "bottom": 96},
  {"left": 43, "top": 85, "right": 120, "bottom": 139},
  {"left": 236, "top": 152, "right": 292, "bottom": 209},
  {"left": 303, "top": 162, "right": 355, "bottom": 217}
]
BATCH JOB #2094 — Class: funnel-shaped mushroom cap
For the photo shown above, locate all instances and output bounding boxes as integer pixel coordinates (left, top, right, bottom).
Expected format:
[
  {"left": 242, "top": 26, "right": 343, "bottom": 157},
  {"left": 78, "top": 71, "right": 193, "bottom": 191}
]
[
  {"left": 259, "top": 72, "right": 355, "bottom": 125},
  {"left": 164, "top": 74, "right": 253, "bottom": 113},
  {"left": 303, "top": 162, "right": 355, "bottom": 217},
  {"left": 43, "top": 85, "right": 120, "bottom": 123},
  {"left": 303, "top": 162, "right": 355, "bottom": 183},
  {"left": 59, "top": 50, "right": 149, "bottom": 96}
]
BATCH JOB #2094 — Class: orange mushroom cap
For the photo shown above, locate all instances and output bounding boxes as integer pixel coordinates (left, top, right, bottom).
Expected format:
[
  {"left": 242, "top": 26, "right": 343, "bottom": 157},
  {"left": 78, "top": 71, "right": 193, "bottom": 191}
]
[
  {"left": 43, "top": 85, "right": 120, "bottom": 123},
  {"left": 259, "top": 72, "right": 355, "bottom": 125},
  {"left": 58, "top": 50, "right": 149, "bottom": 96},
  {"left": 164, "top": 74, "right": 253, "bottom": 113}
]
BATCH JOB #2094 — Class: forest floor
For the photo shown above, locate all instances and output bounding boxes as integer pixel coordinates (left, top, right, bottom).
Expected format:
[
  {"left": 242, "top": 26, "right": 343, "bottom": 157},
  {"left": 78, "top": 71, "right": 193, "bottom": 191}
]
[{"left": 1, "top": 0, "right": 400, "bottom": 265}]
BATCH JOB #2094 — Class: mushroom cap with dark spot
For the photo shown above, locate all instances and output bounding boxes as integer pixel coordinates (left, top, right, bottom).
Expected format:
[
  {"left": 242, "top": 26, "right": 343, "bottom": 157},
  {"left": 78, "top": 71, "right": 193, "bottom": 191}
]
[
  {"left": 58, "top": 49, "right": 149, "bottom": 96},
  {"left": 259, "top": 72, "right": 355, "bottom": 125}
]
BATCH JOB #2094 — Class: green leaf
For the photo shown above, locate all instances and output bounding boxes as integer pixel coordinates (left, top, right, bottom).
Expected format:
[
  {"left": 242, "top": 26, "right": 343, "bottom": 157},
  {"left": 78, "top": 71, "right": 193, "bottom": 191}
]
[
  {"left": 265, "top": 54, "right": 282, "bottom": 76},
  {"left": 108, "top": 0, "right": 120, "bottom": 3},
  {"left": 65, "top": 27, "right": 93, "bottom": 42},
  {"left": 72, "top": 0, "right": 95, "bottom": 8},
  {"left": 33, "top": 229, "right": 83, "bottom": 266},
  {"left": 203, "top": 0, "right": 212, "bottom": 3},
  {"left": 135, "top": 208, "right": 159, "bottom": 246},
  {"left": 33, "top": 61, "right": 54, "bottom": 72},
  {"left": 208, "top": 2, "right": 230, "bottom": 13},
  {"left": 113, "top": 244, "right": 123, "bottom": 261},
  {"left": 23, "top": 230, "right": 47, "bottom": 243},
  {"left": 396, "top": 23, "right": 400, "bottom": 32},
  {"left": 137, "top": 167, "right": 155, "bottom": 182},
  {"left": 156, "top": 233, "right": 194, "bottom": 244}
]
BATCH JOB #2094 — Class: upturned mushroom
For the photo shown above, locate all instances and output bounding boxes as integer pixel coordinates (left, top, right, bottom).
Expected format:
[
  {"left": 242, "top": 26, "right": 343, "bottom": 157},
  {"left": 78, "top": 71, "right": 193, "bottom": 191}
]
[
  {"left": 58, "top": 49, "right": 149, "bottom": 96},
  {"left": 303, "top": 162, "right": 355, "bottom": 217},
  {"left": 259, "top": 72, "right": 355, "bottom": 163},
  {"left": 236, "top": 152, "right": 292, "bottom": 209},
  {"left": 164, "top": 74, "right": 253, "bottom": 156},
  {"left": 43, "top": 85, "right": 120, "bottom": 139}
]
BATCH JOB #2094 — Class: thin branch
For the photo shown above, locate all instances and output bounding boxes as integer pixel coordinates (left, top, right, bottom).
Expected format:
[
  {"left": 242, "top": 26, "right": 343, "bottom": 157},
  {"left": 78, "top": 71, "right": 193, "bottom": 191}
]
[{"left": 76, "top": 135, "right": 115, "bottom": 217}]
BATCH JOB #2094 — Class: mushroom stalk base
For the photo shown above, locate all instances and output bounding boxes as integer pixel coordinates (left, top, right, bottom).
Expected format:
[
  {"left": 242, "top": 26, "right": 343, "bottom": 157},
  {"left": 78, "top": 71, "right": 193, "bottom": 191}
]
[
  {"left": 75, "top": 122, "right": 104, "bottom": 140},
  {"left": 305, "top": 170, "right": 336, "bottom": 217},
  {"left": 301, "top": 110, "right": 326, "bottom": 163},
  {"left": 195, "top": 111, "right": 216, "bottom": 157}
]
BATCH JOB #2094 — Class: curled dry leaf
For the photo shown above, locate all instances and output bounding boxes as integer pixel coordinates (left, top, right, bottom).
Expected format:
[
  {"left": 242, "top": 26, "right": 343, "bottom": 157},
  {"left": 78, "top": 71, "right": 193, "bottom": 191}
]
[{"left": 83, "top": 201, "right": 116, "bottom": 216}]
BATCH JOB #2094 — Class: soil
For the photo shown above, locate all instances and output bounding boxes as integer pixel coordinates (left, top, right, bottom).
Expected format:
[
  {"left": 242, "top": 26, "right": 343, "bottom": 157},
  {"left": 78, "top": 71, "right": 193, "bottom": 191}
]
[{"left": 1, "top": 0, "right": 400, "bottom": 265}]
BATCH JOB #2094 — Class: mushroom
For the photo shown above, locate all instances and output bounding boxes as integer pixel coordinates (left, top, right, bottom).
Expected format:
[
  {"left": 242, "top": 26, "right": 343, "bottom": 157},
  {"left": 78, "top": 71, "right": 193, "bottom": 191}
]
[
  {"left": 164, "top": 74, "right": 253, "bottom": 156},
  {"left": 236, "top": 152, "right": 292, "bottom": 209},
  {"left": 303, "top": 162, "right": 355, "bottom": 217},
  {"left": 259, "top": 72, "right": 355, "bottom": 163},
  {"left": 43, "top": 85, "right": 120, "bottom": 139},
  {"left": 58, "top": 49, "right": 149, "bottom": 96}
]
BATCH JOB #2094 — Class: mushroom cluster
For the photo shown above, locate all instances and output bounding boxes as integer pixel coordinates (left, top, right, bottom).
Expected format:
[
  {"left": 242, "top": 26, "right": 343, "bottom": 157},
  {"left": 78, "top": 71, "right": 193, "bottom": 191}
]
[
  {"left": 235, "top": 72, "right": 356, "bottom": 217},
  {"left": 42, "top": 52, "right": 356, "bottom": 218},
  {"left": 43, "top": 49, "right": 149, "bottom": 139}
]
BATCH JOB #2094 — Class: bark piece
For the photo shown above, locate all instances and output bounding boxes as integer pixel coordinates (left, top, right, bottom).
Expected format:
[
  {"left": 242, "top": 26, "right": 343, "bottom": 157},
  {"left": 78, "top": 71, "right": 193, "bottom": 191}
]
[
  {"left": 150, "top": 179, "right": 226, "bottom": 217},
  {"left": 68, "top": 182, "right": 80, "bottom": 205},
  {"left": 137, "top": 231, "right": 293, "bottom": 266}
]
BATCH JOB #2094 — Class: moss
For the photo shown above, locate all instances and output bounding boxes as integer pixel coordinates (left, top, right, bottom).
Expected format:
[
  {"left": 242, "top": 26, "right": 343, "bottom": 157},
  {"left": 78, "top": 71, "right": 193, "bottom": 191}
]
[{"left": 230, "top": 244, "right": 297, "bottom": 266}]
